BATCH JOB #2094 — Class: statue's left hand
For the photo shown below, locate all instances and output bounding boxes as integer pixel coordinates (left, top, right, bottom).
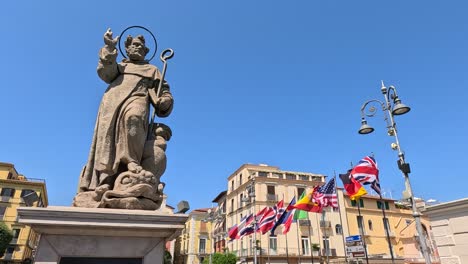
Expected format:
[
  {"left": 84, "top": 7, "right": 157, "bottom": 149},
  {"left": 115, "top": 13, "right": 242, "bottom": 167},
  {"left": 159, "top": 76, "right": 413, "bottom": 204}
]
[{"left": 156, "top": 97, "right": 172, "bottom": 112}]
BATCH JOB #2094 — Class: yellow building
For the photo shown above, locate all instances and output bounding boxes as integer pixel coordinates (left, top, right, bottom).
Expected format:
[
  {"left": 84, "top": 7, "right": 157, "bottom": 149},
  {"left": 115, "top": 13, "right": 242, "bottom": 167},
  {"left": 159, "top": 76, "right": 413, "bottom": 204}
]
[
  {"left": 0, "top": 162, "right": 48, "bottom": 264},
  {"left": 176, "top": 208, "right": 214, "bottom": 264},
  {"left": 342, "top": 192, "right": 439, "bottom": 263}
]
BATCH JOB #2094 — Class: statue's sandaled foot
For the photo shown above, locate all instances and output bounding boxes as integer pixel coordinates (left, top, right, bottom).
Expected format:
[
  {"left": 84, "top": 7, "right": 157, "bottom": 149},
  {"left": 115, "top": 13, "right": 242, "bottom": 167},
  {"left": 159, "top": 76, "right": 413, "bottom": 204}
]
[{"left": 128, "top": 162, "right": 143, "bottom": 173}]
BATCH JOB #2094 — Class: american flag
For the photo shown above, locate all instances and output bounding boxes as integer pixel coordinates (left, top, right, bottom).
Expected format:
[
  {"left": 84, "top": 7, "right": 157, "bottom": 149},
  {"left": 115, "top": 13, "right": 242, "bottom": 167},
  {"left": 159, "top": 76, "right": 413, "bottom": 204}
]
[
  {"left": 351, "top": 156, "right": 381, "bottom": 195},
  {"left": 314, "top": 178, "right": 338, "bottom": 208}
]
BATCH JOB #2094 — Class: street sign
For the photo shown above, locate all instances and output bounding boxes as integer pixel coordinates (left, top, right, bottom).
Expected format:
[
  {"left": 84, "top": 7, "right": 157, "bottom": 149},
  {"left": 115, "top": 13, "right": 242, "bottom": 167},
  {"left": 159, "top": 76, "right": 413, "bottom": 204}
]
[
  {"left": 345, "top": 235, "right": 365, "bottom": 259},
  {"left": 345, "top": 235, "right": 362, "bottom": 242}
]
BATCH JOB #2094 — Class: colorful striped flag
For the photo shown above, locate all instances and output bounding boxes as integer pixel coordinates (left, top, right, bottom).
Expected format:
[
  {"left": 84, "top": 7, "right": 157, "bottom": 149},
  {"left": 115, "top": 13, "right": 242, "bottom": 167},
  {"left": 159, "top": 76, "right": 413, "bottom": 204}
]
[{"left": 314, "top": 178, "right": 338, "bottom": 208}]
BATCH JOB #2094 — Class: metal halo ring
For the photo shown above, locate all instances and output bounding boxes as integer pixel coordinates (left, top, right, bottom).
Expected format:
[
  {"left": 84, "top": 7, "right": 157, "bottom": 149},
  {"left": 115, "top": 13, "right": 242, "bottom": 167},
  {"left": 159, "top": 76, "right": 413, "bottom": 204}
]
[{"left": 118, "top": 25, "right": 158, "bottom": 62}]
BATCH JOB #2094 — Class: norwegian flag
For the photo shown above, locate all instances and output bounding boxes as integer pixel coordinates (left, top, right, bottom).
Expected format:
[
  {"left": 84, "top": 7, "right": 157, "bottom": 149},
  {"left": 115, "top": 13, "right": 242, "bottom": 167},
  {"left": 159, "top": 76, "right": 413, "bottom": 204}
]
[
  {"left": 257, "top": 200, "right": 284, "bottom": 234},
  {"left": 314, "top": 178, "right": 338, "bottom": 208},
  {"left": 351, "top": 156, "right": 381, "bottom": 194},
  {"left": 236, "top": 214, "right": 254, "bottom": 238}
]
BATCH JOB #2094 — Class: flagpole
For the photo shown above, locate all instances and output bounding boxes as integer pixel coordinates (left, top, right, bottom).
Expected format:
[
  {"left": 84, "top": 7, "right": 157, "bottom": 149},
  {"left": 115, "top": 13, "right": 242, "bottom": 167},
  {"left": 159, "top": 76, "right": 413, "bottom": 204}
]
[
  {"left": 379, "top": 195, "right": 395, "bottom": 264},
  {"left": 315, "top": 212, "right": 322, "bottom": 263},
  {"left": 295, "top": 221, "right": 301, "bottom": 263},
  {"left": 322, "top": 210, "right": 330, "bottom": 264},
  {"left": 356, "top": 201, "right": 369, "bottom": 264},
  {"left": 306, "top": 213, "right": 315, "bottom": 264},
  {"left": 334, "top": 172, "right": 348, "bottom": 263},
  {"left": 285, "top": 230, "right": 290, "bottom": 264}
]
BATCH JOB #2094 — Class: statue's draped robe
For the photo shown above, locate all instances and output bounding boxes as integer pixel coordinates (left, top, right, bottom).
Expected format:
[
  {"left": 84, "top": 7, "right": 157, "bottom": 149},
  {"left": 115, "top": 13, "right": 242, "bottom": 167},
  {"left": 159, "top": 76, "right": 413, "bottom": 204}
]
[{"left": 79, "top": 47, "right": 173, "bottom": 192}]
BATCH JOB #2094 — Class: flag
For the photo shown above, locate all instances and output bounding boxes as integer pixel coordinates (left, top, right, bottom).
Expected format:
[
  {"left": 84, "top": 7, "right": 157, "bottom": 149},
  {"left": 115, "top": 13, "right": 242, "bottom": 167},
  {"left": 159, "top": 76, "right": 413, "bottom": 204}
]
[
  {"left": 292, "top": 187, "right": 322, "bottom": 213},
  {"left": 314, "top": 178, "right": 338, "bottom": 208},
  {"left": 258, "top": 200, "right": 284, "bottom": 234},
  {"left": 270, "top": 197, "right": 296, "bottom": 235},
  {"left": 238, "top": 214, "right": 255, "bottom": 238},
  {"left": 282, "top": 210, "right": 294, "bottom": 234},
  {"left": 339, "top": 170, "right": 367, "bottom": 200},
  {"left": 293, "top": 191, "right": 308, "bottom": 221},
  {"left": 351, "top": 156, "right": 381, "bottom": 195},
  {"left": 227, "top": 224, "right": 238, "bottom": 240}
]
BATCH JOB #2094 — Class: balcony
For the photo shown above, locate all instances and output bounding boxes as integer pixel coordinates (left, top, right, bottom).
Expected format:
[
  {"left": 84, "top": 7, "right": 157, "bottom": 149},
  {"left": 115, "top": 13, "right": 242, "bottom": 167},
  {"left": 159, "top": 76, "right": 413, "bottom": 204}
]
[
  {"left": 298, "top": 220, "right": 311, "bottom": 226},
  {"left": 320, "top": 220, "right": 331, "bottom": 228},
  {"left": 198, "top": 249, "right": 207, "bottom": 255},
  {"left": 322, "top": 248, "right": 337, "bottom": 257}
]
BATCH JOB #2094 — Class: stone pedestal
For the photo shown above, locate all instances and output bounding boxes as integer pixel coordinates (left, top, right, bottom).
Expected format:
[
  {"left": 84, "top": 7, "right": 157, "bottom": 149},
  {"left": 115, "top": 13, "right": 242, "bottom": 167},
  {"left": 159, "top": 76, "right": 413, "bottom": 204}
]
[{"left": 17, "top": 206, "right": 188, "bottom": 264}]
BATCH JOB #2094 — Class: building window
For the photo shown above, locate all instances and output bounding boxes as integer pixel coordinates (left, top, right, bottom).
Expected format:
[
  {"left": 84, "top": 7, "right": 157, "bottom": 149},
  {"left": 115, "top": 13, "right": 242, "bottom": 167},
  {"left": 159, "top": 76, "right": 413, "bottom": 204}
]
[
  {"left": 368, "top": 220, "right": 373, "bottom": 231},
  {"left": 301, "top": 236, "right": 310, "bottom": 255},
  {"left": 231, "top": 180, "right": 234, "bottom": 191},
  {"left": 239, "top": 194, "right": 244, "bottom": 207},
  {"left": 357, "top": 215, "right": 365, "bottom": 234},
  {"left": 286, "top": 174, "right": 296, "bottom": 180},
  {"left": 269, "top": 236, "right": 277, "bottom": 252},
  {"left": 383, "top": 218, "right": 391, "bottom": 232},
  {"left": 199, "top": 238, "right": 206, "bottom": 254},
  {"left": 0, "top": 205, "right": 6, "bottom": 219},
  {"left": 335, "top": 224, "right": 343, "bottom": 235},
  {"left": 377, "top": 201, "right": 390, "bottom": 210},
  {"left": 12, "top": 228, "right": 20, "bottom": 238},
  {"left": 7, "top": 172, "right": 13, "bottom": 179},
  {"left": 267, "top": 185, "right": 276, "bottom": 201},
  {"left": 299, "top": 175, "right": 309, "bottom": 181},
  {"left": 272, "top": 172, "right": 282, "bottom": 178},
  {"left": 351, "top": 199, "right": 364, "bottom": 207},
  {"left": 297, "top": 187, "right": 305, "bottom": 197},
  {"left": 1, "top": 188, "right": 16, "bottom": 198},
  {"left": 258, "top": 171, "right": 268, "bottom": 177},
  {"left": 230, "top": 199, "right": 234, "bottom": 213},
  {"left": 322, "top": 236, "right": 330, "bottom": 256}
]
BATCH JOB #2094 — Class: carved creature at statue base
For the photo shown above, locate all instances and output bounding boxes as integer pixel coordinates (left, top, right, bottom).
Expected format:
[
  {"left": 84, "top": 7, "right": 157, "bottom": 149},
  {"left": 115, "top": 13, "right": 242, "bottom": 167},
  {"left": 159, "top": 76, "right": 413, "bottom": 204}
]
[{"left": 73, "top": 170, "right": 164, "bottom": 210}]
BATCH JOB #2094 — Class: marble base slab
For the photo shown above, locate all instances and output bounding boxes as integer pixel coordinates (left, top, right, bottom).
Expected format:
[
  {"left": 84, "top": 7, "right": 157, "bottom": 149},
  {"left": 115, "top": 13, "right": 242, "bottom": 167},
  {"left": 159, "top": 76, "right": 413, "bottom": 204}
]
[{"left": 17, "top": 206, "right": 188, "bottom": 264}]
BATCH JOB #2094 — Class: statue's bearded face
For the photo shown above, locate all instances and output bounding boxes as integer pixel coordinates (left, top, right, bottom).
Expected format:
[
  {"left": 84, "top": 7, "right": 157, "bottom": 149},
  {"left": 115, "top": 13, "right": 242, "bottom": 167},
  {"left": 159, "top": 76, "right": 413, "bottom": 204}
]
[{"left": 126, "top": 38, "right": 147, "bottom": 61}]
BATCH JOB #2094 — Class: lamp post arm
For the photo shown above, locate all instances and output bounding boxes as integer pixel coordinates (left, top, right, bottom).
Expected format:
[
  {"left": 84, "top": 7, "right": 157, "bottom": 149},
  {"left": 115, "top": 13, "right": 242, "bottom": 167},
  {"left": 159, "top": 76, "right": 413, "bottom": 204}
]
[{"left": 360, "top": 99, "right": 393, "bottom": 132}]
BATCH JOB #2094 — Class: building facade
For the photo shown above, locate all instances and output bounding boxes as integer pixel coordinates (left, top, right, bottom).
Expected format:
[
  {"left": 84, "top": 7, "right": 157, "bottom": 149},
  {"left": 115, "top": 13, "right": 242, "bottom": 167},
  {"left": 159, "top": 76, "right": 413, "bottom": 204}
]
[
  {"left": 0, "top": 162, "right": 48, "bottom": 264},
  {"left": 176, "top": 163, "right": 440, "bottom": 264},
  {"left": 175, "top": 208, "right": 214, "bottom": 264},
  {"left": 424, "top": 198, "right": 468, "bottom": 264},
  {"left": 342, "top": 193, "right": 439, "bottom": 263}
]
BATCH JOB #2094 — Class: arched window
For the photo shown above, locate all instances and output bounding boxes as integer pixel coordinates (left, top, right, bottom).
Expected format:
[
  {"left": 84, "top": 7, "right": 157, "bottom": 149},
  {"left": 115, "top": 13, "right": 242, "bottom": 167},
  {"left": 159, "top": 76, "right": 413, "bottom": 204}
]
[
  {"left": 335, "top": 224, "right": 343, "bottom": 235},
  {"left": 368, "top": 220, "right": 373, "bottom": 231}
]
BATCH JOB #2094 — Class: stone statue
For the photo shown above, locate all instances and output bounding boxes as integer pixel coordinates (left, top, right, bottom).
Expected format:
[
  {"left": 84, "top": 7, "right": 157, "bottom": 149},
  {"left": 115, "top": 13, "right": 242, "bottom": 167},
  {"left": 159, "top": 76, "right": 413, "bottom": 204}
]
[{"left": 73, "top": 28, "right": 174, "bottom": 210}]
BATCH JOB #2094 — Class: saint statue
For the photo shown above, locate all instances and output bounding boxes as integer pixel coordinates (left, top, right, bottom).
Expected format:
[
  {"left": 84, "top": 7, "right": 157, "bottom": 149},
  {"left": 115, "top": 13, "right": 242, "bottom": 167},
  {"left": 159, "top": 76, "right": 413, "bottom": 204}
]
[{"left": 73, "top": 28, "right": 173, "bottom": 210}]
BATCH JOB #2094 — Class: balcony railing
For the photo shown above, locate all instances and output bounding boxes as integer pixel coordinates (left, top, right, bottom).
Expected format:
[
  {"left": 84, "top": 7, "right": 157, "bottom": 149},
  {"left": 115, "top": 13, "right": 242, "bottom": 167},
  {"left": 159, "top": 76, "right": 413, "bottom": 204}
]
[
  {"left": 299, "top": 220, "right": 311, "bottom": 226},
  {"left": 320, "top": 220, "right": 331, "bottom": 228},
  {"left": 0, "top": 196, "right": 11, "bottom": 202}
]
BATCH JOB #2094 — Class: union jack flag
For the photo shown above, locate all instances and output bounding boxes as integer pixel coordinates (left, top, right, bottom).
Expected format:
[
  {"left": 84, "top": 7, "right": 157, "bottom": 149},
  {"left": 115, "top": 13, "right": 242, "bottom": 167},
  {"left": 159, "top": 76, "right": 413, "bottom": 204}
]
[
  {"left": 314, "top": 178, "right": 338, "bottom": 208},
  {"left": 351, "top": 156, "right": 381, "bottom": 195}
]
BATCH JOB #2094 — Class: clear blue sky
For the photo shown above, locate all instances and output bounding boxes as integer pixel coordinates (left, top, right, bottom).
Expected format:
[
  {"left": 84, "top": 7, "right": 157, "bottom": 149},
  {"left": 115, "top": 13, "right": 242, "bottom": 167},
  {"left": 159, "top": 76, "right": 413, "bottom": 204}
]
[{"left": 1, "top": 1, "right": 467, "bottom": 211}]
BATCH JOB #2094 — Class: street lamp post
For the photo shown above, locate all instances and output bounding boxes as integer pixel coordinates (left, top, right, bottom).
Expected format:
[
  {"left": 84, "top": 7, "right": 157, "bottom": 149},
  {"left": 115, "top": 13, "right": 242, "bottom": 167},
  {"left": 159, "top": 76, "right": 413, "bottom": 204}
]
[
  {"left": 203, "top": 208, "right": 218, "bottom": 264},
  {"left": 242, "top": 176, "right": 258, "bottom": 264},
  {"left": 358, "top": 82, "right": 432, "bottom": 264}
]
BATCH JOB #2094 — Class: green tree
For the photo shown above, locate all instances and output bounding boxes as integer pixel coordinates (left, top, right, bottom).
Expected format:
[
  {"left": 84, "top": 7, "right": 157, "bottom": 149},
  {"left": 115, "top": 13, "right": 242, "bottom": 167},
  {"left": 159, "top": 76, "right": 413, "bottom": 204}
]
[
  {"left": 0, "top": 222, "right": 13, "bottom": 257},
  {"left": 164, "top": 250, "right": 172, "bottom": 264},
  {"left": 202, "top": 252, "right": 237, "bottom": 264}
]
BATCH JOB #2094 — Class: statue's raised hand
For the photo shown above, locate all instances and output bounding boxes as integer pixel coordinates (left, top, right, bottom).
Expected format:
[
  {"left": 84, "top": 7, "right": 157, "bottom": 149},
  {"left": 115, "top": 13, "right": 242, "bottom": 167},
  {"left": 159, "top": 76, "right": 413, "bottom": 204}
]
[{"left": 104, "top": 28, "right": 119, "bottom": 49}]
